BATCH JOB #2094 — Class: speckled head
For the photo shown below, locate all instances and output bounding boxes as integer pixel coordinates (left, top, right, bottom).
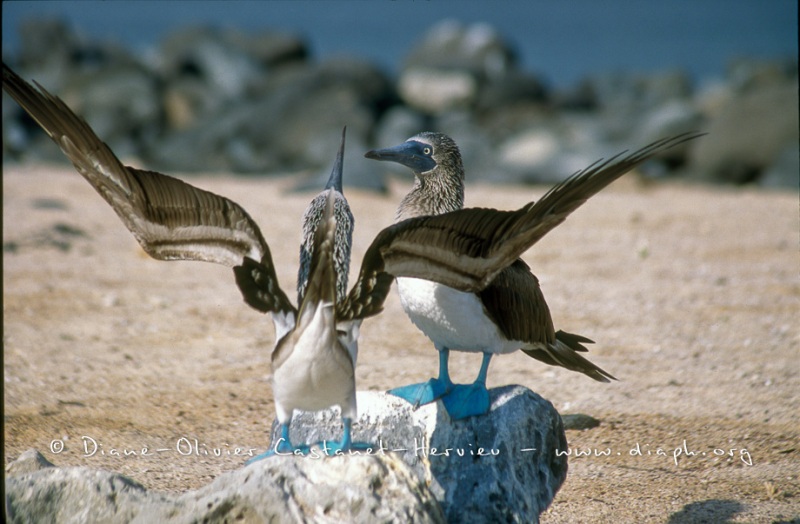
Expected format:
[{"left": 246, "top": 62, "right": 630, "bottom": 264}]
[
  {"left": 366, "top": 131, "right": 466, "bottom": 220},
  {"left": 365, "top": 132, "right": 464, "bottom": 181}
]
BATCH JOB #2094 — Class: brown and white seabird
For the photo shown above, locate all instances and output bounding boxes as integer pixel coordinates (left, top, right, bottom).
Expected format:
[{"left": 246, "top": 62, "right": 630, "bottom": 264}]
[
  {"left": 364, "top": 131, "right": 703, "bottom": 419},
  {"left": 2, "top": 63, "right": 367, "bottom": 458}
]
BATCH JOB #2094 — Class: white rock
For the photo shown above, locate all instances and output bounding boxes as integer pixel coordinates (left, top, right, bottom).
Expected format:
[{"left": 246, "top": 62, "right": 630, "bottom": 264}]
[
  {"left": 398, "top": 68, "right": 478, "bottom": 114},
  {"left": 276, "top": 386, "right": 567, "bottom": 523},
  {"left": 5, "top": 449, "right": 444, "bottom": 523}
]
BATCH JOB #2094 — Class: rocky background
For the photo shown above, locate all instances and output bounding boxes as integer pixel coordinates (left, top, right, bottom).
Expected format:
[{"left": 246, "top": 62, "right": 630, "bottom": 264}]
[{"left": 3, "top": 18, "right": 798, "bottom": 190}]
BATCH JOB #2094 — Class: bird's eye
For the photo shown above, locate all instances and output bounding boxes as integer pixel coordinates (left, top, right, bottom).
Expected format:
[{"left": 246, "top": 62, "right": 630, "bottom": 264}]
[{"left": 423, "top": 147, "right": 432, "bottom": 155}]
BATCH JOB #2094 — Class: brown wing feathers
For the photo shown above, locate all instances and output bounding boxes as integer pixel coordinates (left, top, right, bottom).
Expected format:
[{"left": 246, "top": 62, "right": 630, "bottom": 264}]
[
  {"left": 2, "top": 63, "right": 269, "bottom": 267},
  {"left": 3, "top": 63, "right": 299, "bottom": 318},
  {"left": 354, "top": 132, "right": 704, "bottom": 296}
]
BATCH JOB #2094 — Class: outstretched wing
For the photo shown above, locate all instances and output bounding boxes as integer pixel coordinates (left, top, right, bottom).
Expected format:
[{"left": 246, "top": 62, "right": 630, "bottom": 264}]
[
  {"left": 339, "top": 133, "right": 703, "bottom": 319},
  {"left": 3, "top": 62, "right": 268, "bottom": 267}
]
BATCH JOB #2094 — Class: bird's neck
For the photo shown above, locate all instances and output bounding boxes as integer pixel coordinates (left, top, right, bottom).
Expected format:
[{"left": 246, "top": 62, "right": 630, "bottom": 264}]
[{"left": 395, "top": 170, "right": 464, "bottom": 221}]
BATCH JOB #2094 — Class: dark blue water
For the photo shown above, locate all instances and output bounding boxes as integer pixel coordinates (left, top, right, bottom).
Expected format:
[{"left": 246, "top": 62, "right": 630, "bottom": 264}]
[{"left": 2, "top": 1, "right": 796, "bottom": 88}]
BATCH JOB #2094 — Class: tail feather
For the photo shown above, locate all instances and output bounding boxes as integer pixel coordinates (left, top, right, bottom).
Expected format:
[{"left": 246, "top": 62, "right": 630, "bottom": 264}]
[
  {"left": 554, "top": 330, "right": 594, "bottom": 352},
  {"left": 523, "top": 332, "right": 616, "bottom": 382}
]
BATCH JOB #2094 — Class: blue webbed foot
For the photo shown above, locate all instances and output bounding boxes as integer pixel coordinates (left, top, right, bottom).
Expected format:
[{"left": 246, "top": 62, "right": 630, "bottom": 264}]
[
  {"left": 441, "top": 382, "right": 491, "bottom": 420},
  {"left": 389, "top": 349, "right": 454, "bottom": 407},
  {"left": 315, "top": 417, "right": 374, "bottom": 456},
  {"left": 247, "top": 441, "right": 311, "bottom": 464},
  {"left": 247, "top": 423, "right": 309, "bottom": 464},
  {"left": 441, "top": 352, "right": 493, "bottom": 419},
  {"left": 388, "top": 377, "right": 451, "bottom": 407}
]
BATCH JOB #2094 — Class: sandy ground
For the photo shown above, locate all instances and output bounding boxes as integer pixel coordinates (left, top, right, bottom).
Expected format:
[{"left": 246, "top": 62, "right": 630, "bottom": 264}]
[{"left": 4, "top": 164, "right": 799, "bottom": 523}]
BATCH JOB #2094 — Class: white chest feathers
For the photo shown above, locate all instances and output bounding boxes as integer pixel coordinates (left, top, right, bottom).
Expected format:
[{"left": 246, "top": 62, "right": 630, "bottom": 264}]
[
  {"left": 271, "top": 302, "right": 356, "bottom": 423},
  {"left": 396, "top": 277, "right": 519, "bottom": 354}
]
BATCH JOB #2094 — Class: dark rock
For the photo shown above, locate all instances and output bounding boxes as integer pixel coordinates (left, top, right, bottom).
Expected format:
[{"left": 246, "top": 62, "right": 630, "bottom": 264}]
[
  {"left": 475, "top": 70, "right": 549, "bottom": 112},
  {"left": 7, "top": 19, "right": 155, "bottom": 163},
  {"left": 14, "top": 17, "right": 142, "bottom": 90},
  {"left": 476, "top": 102, "right": 556, "bottom": 144},
  {"left": 637, "top": 70, "right": 694, "bottom": 107},
  {"left": 4, "top": 222, "right": 89, "bottom": 253},
  {"left": 693, "top": 79, "right": 734, "bottom": 119},
  {"left": 561, "top": 413, "right": 601, "bottom": 431},
  {"left": 31, "top": 198, "right": 69, "bottom": 210},
  {"left": 275, "top": 387, "right": 568, "bottom": 523},
  {"left": 398, "top": 20, "right": 519, "bottom": 115},
  {"left": 248, "top": 58, "right": 390, "bottom": 170},
  {"left": 159, "top": 26, "right": 267, "bottom": 96},
  {"left": 143, "top": 103, "right": 252, "bottom": 173},
  {"left": 688, "top": 81, "right": 799, "bottom": 184},
  {"left": 16, "top": 18, "right": 81, "bottom": 74},
  {"left": 160, "top": 78, "right": 217, "bottom": 132},
  {"left": 154, "top": 26, "right": 307, "bottom": 140},
  {"left": 577, "top": 69, "right": 694, "bottom": 145},
  {"left": 552, "top": 80, "right": 598, "bottom": 111},
  {"left": 404, "top": 20, "right": 517, "bottom": 78},
  {"left": 6, "top": 448, "right": 444, "bottom": 523},
  {"left": 727, "top": 56, "right": 799, "bottom": 92},
  {"left": 157, "top": 26, "right": 267, "bottom": 129},
  {"left": 759, "top": 145, "right": 800, "bottom": 190},
  {"left": 5, "top": 449, "right": 55, "bottom": 476},
  {"left": 586, "top": 69, "right": 693, "bottom": 112},
  {"left": 227, "top": 29, "right": 309, "bottom": 69},
  {"left": 146, "top": 57, "right": 392, "bottom": 177},
  {"left": 2, "top": 92, "right": 29, "bottom": 161},
  {"left": 59, "top": 65, "right": 161, "bottom": 161}
]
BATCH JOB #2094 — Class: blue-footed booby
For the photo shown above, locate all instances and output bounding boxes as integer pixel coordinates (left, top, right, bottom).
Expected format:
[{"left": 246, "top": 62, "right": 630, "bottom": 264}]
[
  {"left": 365, "top": 131, "right": 703, "bottom": 419},
  {"left": 240, "top": 186, "right": 368, "bottom": 461},
  {"left": 2, "top": 63, "right": 367, "bottom": 458}
]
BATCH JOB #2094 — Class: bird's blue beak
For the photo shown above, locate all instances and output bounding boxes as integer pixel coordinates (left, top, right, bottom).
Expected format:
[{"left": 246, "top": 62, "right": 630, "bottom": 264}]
[{"left": 365, "top": 140, "right": 436, "bottom": 173}]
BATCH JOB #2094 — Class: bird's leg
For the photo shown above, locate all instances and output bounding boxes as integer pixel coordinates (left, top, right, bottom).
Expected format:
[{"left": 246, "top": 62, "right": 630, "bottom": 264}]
[
  {"left": 322, "top": 417, "right": 374, "bottom": 455},
  {"left": 388, "top": 347, "right": 453, "bottom": 407},
  {"left": 246, "top": 422, "right": 309, "bottom": 463},
  {"left": 442, "top": 352, "right": 492, "bottom": 419}
]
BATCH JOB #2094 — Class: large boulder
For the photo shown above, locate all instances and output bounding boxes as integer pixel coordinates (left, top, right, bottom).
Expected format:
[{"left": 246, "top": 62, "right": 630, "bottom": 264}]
[
  {"left": 6, "top": 18, "right": 156, "bottom": 163},
  {"left": 155, "top": 26, "right": 307, "bottom": 133},
  {"left": 6, "top": 449, "right": 444, "bottom": 523},
  {"left": 687, "top": 80, "right": 799, "bottom": 184},
  {"left": 403, "top": 20, "right": 516, "bottom": 78},
  {"left": 272, "top": 387, "right": 568, "bottom": 523},
  {"left": 398, "top": 20, "right": 519, "bottom": 114}
]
